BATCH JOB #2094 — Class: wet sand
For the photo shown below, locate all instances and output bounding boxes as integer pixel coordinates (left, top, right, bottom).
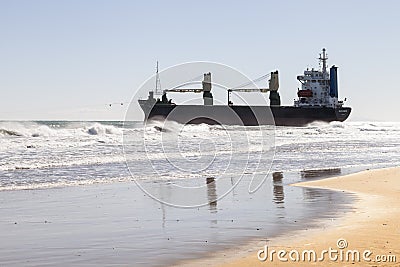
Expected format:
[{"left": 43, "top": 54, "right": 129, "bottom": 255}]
[
  {"left": 199, "top": 167, "right": 400, "bottom": 266},
  {"left": 0, "top": 171, "right": 354, "bottom": 266},
  {"left": 3, "top": 167, "right": 397, "bottom": 266}
]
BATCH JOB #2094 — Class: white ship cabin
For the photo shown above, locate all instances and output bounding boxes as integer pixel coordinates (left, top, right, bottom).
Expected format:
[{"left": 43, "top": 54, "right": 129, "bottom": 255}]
[{"left": 294, "top": 49, "right": 344, "bottom": 108}]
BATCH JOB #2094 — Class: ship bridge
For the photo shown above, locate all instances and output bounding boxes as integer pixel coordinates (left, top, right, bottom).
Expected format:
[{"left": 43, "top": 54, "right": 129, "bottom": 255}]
[{"left": 294, "top": 48, "right": 343, "bottom": 108}]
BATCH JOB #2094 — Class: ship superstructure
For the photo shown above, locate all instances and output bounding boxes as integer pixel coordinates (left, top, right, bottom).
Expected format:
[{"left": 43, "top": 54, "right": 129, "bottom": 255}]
[{"left": 295, "top": 49, "right": 343, "bottom": 108}]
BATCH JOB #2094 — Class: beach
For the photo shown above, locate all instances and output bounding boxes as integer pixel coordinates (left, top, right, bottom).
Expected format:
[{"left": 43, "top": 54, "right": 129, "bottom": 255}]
[
  {"left": 1, "top": 121, "right": 400, "bottom": 266},
  {"left": 209, "top": 167, "right": 400, "bottom": 266}
]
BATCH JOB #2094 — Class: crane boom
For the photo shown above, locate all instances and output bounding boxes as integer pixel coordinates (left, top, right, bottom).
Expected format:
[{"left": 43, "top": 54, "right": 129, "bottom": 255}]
[
  {"left": 229, "top": 88, "right": 271, "bottom": 93},
  {"left": 164, "top": 88, "right": 203, "bottom": 93}
]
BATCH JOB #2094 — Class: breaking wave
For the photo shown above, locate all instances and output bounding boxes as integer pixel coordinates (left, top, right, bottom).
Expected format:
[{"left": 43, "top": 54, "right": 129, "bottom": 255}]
[
  {"left": 86, "top": 123, "right": 122, "bottom": 135},
  {"left": 0, "top": 121, "right": 123, "bottom": 137},
  {"left": 0, "top": 129, "right": 23, "bottom": 136}
]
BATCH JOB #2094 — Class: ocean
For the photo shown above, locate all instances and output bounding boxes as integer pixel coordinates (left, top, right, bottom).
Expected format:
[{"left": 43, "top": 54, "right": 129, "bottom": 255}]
[{"left": 0, "top": 120, "right": 399, "bottom": 266}]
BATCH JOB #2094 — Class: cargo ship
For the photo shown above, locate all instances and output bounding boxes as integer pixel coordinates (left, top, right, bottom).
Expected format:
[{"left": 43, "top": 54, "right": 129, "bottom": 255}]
[{"left": 138, "top": 49, "right": 351, "bottom": 126}]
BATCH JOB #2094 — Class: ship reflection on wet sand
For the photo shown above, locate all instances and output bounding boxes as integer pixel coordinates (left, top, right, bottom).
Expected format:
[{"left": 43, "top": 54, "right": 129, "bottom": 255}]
[
  {"left": 300, "top": 168, "right": 342, "bottom": 179},
  {"left": 152, "top": 167, "right": 353, "bottom": 266},
  {"left": 272, "top": 172, "right": 285, "bottom": 205},
  {"left": 206, "top": 177, "right": 217, "bottom": 213}
]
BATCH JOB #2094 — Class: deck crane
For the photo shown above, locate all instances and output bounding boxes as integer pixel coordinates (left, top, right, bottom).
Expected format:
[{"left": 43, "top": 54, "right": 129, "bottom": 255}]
[
  {"left": 227, "top": 71, "right": 280, "bottom": 106},
  {"left": 160, "top": 71, "right": 280, "bottom": 106}
]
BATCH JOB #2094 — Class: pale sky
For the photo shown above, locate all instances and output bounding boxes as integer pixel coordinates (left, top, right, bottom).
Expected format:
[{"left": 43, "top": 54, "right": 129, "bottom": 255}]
[{"left": 1, "top": 0, "right": 399, "bottom": 121}]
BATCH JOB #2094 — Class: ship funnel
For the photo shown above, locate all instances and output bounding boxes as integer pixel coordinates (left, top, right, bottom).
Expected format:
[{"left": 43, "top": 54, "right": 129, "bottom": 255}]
[
  {"left": 202, "top": 72, "right": 213, "bottom": 105},
  {"left": 329, "top": 66, "right": 338, "bottom": 98}
]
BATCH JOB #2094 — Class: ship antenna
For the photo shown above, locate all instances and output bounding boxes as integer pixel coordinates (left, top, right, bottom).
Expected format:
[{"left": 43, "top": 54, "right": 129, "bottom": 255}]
[
  {"left": 319, "top": 48, "right": 328, "bottom": 74},
  {"left": 155, "top": 61, "right": 162, "bottom": 95}
]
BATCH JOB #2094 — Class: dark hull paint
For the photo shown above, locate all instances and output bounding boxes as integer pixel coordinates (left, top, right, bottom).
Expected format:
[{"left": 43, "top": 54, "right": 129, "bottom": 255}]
[
  {"left": 139, "top": 102, "right": 351, "bottom": 127},
  {"left": 271, "top": 106, "right": 351, "bottom": 126}
]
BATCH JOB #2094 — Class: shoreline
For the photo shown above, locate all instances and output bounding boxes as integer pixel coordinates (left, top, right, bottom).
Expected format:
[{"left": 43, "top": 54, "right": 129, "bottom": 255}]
[{"left": 178, "top": 167, "right": 400, "bottom": 266}]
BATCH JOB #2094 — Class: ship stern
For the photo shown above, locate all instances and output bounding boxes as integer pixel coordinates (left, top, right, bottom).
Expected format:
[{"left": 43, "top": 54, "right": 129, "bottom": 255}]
[{"left": 335, "top": 107, "right": 351, "bottom": 122}]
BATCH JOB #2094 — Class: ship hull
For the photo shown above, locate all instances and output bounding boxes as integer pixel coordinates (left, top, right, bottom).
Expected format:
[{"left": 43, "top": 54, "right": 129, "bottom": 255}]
[{"left": 139, "top": 102, "right": 351, "bottom": 127}]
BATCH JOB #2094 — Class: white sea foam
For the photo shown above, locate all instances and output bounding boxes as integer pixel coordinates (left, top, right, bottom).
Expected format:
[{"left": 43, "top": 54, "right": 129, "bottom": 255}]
[
  {"left": 0, "top": 121, "right": 123, "bottom": 138},
  {"left": 85, "top": 123, "right": 122, "bottom": 135},
  {"left": 0, "top": 175, "right": 133, "bottom": 191},
  {"left": 0, "top": 120, "right": 399, "bottom": 191}
]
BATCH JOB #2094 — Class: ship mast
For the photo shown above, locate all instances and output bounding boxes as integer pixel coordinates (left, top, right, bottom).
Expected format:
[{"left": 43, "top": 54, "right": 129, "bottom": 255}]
[
  {"left": 155, "top": 61, "right": 162, "bottom": 96},
  {"left": 319, "top": 48, "right": 328, "bottom": 74}
]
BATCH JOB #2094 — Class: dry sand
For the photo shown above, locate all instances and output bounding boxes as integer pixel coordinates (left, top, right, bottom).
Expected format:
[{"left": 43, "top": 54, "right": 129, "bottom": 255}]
[{"left": 179, "top": 167, "right": 400, "bottom": 266}]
